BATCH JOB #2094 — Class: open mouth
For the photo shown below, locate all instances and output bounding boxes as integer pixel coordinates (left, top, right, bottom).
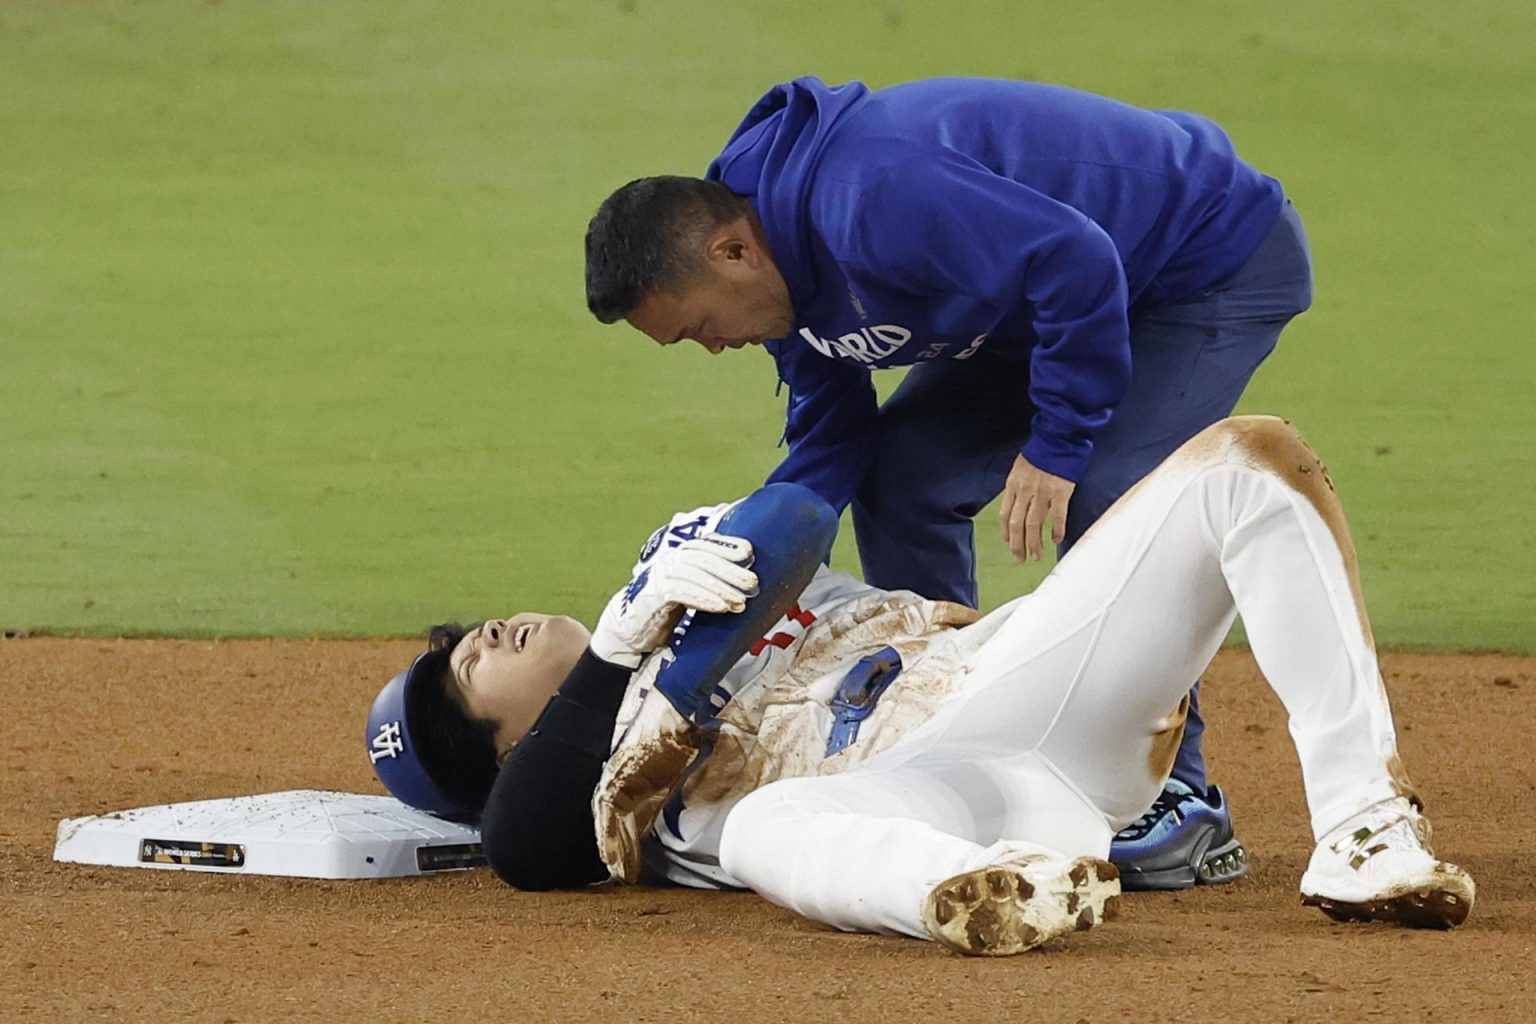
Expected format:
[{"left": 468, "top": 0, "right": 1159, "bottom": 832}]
[{"left": 514, "top": 623, "right": 536, "bottom": 652}]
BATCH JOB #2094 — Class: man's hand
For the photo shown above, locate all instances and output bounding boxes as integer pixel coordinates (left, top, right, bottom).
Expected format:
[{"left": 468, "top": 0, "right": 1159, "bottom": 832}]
[
  {"left": 590, "top": 535, "right": 758, "bottom": 666},
  {"left": 998, "top": 455, "right": 1076, "bottom": 562}
]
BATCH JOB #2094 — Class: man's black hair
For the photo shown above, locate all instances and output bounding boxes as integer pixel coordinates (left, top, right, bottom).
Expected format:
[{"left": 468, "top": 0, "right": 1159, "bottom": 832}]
[
  {"left": 584, "top": 175, "right": 752, "bottom": 323},
  {"left": 406, "top": 621, "right": 501, "bottom": 819}
]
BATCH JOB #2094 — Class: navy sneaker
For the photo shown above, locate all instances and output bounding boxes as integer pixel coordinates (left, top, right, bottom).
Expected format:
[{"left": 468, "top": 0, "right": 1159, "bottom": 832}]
[{"left": 1110, "top": 779, "right": 1248, "bottom": 891}]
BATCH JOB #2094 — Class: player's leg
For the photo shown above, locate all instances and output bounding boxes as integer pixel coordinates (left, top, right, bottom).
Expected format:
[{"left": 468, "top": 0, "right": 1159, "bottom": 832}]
[
  {"left": 723, "top": 426, "right": 1265, "bottom": 949},
  {"left": 719, "top": 752, "right": 1121, "bottom": 954},
  {"left": 722, "top": 425, "right": 1253, "bottom": 948},
  {"left": 850, "top": 351, "right": 1033, "bottom": 607},
  {"left": 721, "top": 418, "right": 1470, "bottom": 948},
  {"left": 1084, "top": 200, "right": 1314, "bottom": 887},
  {"left": 1030, "top": 417, "right": 1470, "bottom": 925},
  {"left": 1065, "top": 201, "right": 1315, "bottom": 550}
]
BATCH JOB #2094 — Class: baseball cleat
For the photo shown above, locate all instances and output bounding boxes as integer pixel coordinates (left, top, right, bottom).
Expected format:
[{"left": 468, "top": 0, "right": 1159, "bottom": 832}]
[
  {"left": 1110, "top": 779, "right": 1248, "bottom": 891},
  {"left": 921, "top": 854, "right": 1121, "bottom": 956},
  {"left": 1300, "top": 797, "right": 1474, "bottom": 929}
]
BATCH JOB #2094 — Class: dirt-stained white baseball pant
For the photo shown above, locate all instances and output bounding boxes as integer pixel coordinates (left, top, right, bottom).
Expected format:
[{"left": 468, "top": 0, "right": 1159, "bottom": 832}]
[{"left": 716, "top": 416, "right": 1411, "bottom": 939}]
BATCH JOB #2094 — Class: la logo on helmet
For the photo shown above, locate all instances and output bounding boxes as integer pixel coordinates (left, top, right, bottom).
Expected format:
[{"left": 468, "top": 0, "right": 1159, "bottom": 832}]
[{"left": 370, "top": 721, "right": 405, "bottom": 763}]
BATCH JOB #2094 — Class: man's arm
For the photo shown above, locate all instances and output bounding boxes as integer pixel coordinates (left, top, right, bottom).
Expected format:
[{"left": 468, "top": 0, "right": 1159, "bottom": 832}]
[
  {"left": 762, "top": 337, "right": 880, "bottom": 513},
  {"left": 857, "top": 155, "right": 1134, "bottom": 558},
  {"left": 859, "top": 154, "right": 1133, "bottom": 483}
]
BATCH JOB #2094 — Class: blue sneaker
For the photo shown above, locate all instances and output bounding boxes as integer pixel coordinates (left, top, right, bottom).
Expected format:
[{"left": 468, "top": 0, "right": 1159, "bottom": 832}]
[{"left": 1110, "top": 779, "right": 1248, "bottom": 891}]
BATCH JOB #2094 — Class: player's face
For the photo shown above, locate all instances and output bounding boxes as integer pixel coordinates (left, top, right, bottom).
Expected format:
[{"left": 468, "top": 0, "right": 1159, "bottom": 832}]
[
  {"left": 625, "top": 217, "right": 795, "bottom": 355},
  {"left": 447, "top": 613, "right": 590, "bottom": 752}
]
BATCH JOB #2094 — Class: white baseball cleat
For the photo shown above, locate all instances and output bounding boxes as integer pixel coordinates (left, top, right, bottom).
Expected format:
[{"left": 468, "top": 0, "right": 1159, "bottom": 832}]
[
  {"left": 921, "top": 854, "right": 1121, "bottom": 956},
  {"left": 1299, "top": 797, "right": 1475, "bottom": 929}
]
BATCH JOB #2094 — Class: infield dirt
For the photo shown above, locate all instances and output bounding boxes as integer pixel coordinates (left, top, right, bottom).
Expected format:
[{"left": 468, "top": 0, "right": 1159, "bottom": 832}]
[{"left": 5, "top": 639, "right": 1533, "bottom": 1023}]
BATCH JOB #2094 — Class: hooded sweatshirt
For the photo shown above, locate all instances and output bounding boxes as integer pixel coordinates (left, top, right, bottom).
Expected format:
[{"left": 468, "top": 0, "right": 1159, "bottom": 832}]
[{"left": 706, "top": 76, "right": 1283, "bottom": 507}]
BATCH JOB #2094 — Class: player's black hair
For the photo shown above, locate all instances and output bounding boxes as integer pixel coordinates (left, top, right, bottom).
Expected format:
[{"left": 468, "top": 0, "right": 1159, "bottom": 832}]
[
  {"left": 406, "top": 621, "right": 502, "bottom": 820},
  {"left": 584, "top": 175, "right": 752, "bottom": 323}
]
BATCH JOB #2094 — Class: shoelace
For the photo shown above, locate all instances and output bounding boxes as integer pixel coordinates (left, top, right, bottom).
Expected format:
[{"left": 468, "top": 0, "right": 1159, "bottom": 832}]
[{"left": 1119, "top": 787, "right": 1189, "bottom": 840}]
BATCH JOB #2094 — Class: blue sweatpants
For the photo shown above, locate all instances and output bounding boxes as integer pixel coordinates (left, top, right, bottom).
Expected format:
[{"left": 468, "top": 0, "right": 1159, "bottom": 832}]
[{"left": 852, "top": 200, "right": 1314, "bottom": 793}]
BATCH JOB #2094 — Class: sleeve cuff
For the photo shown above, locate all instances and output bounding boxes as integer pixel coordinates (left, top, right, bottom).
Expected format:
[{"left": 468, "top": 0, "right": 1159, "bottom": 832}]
[{"left": 1020, "top": 435, "right": 1091, "bottom": 483}]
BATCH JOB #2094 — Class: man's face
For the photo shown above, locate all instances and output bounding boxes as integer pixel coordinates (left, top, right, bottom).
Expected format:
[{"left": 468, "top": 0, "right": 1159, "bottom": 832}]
[
  {"left": 447, "top": 613, "right": 590, "bottom": 757},
  {"left": 625, "top": 217, "right": 795, "bottom": 355}
]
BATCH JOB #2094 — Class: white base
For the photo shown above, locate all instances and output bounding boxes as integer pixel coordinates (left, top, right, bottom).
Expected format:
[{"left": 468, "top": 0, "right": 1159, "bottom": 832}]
[{"left": 54, "top": 790, "right": 485, "bottom": 879}]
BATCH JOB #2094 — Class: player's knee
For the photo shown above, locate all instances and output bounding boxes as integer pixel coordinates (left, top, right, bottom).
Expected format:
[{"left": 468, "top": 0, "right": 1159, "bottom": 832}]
[
  {"left": 1224, "top": 416, "right": 1332, "bottom": 486},
  {"left": 1228, "top": 417, "right": 1339, "bottom": 512},
  {"left": 1223, "top": 414, "right": 1296, "bottom": 446},
  {"left": 1193, "top": 414, "right": 1288, "bottom": 449},
  {"left": 1187, "top": 416, "right": 1342, "bottom": 511},
  {"left": 1178, "top": 416, "right": 1303, "bottom": 470}
]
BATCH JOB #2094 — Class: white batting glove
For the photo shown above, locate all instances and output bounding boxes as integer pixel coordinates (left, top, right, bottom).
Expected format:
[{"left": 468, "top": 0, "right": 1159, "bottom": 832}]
[{"left": 589, "top": 535, "right": 757, "bottom": 667}]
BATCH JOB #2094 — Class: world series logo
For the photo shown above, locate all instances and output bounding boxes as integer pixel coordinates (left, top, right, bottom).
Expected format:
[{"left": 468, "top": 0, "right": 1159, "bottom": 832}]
[{"left": 797, "top": 324, "right": 988, "bottom": 365}]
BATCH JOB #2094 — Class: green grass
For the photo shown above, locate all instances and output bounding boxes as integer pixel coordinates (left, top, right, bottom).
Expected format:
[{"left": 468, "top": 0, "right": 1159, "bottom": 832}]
[{"left": 2, "top": 1, "right": 1532, "bottom": 648}]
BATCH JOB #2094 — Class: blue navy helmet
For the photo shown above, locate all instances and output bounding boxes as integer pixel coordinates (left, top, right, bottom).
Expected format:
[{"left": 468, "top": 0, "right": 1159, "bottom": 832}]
[{"left": 365, "top": 648, "right": 473, "bottom": 820}]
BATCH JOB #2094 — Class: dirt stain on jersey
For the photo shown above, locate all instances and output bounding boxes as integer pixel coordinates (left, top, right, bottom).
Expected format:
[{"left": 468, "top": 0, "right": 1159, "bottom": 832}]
[{"left": 683, "top": 601, "right": 984, "bottom": 807}]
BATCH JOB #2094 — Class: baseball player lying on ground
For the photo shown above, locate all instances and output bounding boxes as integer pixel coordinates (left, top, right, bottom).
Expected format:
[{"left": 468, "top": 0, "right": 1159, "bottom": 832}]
[{"left": 367, "top": 416, "right": 1474, "bottom": 955}]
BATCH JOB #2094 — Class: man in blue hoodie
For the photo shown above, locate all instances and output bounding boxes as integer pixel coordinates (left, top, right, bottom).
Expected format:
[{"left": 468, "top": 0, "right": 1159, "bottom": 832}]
[{"left": 584, "top": 76, "right": 1314, "bottom": 891}]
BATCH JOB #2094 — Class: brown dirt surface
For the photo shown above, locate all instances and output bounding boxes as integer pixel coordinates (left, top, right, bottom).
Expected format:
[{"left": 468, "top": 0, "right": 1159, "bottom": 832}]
[{"left": 5, "top": 639, "right": 1534, "bottom": 1023}]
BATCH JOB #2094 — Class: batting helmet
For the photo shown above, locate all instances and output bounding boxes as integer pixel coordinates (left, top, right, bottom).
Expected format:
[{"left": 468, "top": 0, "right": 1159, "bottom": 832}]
[{"left": 365, "top": 649, "right": 472, "bottom": 820}]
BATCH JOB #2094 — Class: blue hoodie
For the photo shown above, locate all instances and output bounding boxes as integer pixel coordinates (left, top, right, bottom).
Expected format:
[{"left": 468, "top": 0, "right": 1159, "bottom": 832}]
[{"left": 706, "top": 76, "right": 1283, "bottom": 509}]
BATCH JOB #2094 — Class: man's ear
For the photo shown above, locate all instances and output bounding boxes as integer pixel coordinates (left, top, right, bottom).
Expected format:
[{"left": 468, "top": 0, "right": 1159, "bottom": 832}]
[{"left": 704, "top": 217, "right": 758, "bottom": 268}]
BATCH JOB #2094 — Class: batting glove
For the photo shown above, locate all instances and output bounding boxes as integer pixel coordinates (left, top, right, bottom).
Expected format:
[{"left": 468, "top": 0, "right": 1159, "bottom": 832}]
[
  {"left": 590, "top": 535, "right": 757, "bottom": 668},
  {"left": 593, "top": 675, "right": 697, "bottom": 883}
]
